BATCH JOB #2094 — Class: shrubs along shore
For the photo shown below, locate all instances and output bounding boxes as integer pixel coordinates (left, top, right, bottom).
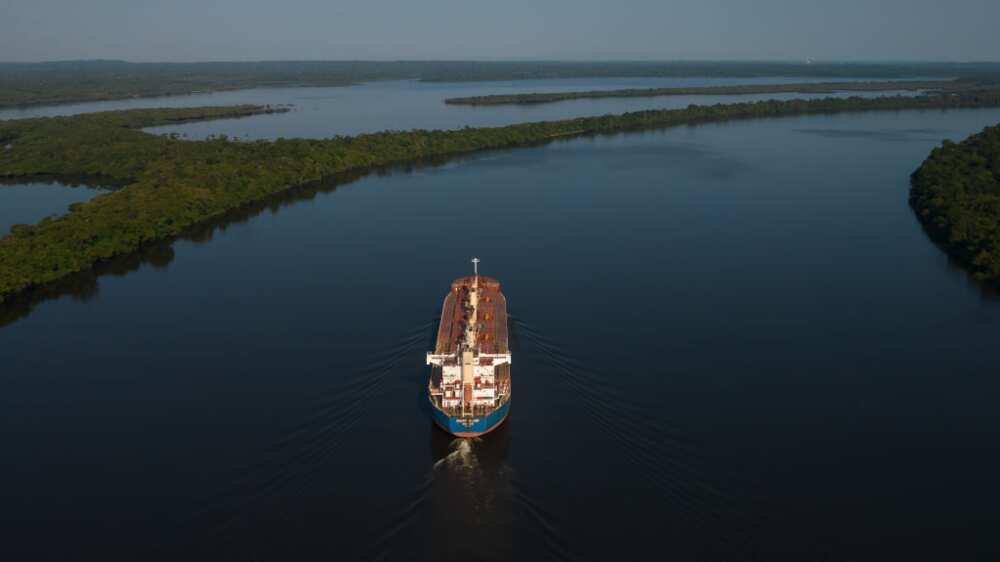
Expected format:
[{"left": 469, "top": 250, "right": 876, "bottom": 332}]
[
  {"left": 4, "top": 90, "right": 1000, "bottom": 300},
  {"left": 910, "top": 123, "right": 1000, "bottom": 283},
  {"left": 443, "top": 79, "right": 969, "bottom": 106}
]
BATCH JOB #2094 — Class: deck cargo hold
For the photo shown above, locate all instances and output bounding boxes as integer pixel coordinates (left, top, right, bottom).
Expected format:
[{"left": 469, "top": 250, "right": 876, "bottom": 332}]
[{"left": 427, "top": 259, "right": 511, "bottom": 437}]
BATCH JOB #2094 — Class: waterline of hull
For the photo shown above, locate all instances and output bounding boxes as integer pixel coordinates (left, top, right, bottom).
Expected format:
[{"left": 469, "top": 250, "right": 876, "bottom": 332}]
[{"left": 430, "top": 399, "right": 511, "bottom": 438}]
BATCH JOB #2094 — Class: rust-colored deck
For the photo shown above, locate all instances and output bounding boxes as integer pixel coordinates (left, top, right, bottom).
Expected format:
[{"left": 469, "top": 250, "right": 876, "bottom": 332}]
[{"left": 434, "top": 276, "right": 509, "bottom": 356}]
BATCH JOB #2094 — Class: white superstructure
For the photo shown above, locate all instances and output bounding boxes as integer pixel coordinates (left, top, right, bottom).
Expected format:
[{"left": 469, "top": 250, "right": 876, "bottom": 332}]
[{"left": 427, "top": 258, "right": 511, "bottom": 416}]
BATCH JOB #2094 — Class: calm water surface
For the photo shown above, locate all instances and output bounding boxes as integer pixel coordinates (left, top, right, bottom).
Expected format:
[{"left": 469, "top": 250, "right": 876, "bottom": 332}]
[
  {"left": 0, "top": 179, "right": 108, "bottom": 235},
  {"left": 2, "top": 104, "right": 1000, "bottom": 560},
  {"left": 0, "top": 76, "right": 930, "bottom": 139}
]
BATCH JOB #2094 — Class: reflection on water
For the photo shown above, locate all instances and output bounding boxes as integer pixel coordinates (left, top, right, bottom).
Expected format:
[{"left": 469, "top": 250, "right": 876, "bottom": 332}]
[
  {"left": 0, "top": 155, "right": 470, "bottom": 327},
  {"left": 0, "top": 239, "right": 175, "bottom": 326},
  {"left": 0, "top": 175, "right": 121, "bottom": 235},
  {"left": 6, "top": 109, "right": 1000, "bottom": 561},
  {"left": 908, "top": 203, "right": 1000, "bottom": 300},
  {"left": 363, "top": 374, "right": 518, "bottom": 562},
  {"left": 795, "top": 127, "right": 954, "bottom": 142},
  {"left": 424, "top": 426, "right": 515, "bottom": 562},
  {"left": 371, "top": 386, "right": 574, "bottom": 562},
  {"left": 8, "top": 121, "right": 999, "bottom": 329}
]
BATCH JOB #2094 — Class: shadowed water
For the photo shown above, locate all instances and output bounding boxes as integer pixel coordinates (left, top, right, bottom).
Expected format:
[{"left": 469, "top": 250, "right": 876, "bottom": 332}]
[
  {"left": 3, "top": 107, "right": 1000, "bottom": 561},
  {"left": 0, "top": 177, "right": 117, "bottom": 235}
]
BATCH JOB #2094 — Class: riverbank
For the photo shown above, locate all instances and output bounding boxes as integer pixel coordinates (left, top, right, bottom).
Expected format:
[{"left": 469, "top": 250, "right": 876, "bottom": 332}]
[
  {"left": 443, "top": 79, "right": 968, "bottom": 106},
  {"left": 4, "top": 91, "right": 1000, "bottom": 301},
  {"left": 910, "top": 123, "right": 1000, "bottom": 283}
]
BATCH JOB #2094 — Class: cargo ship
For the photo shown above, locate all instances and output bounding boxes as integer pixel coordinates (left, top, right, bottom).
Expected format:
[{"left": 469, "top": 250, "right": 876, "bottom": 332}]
[{"left": 427, "top": 259, "right": 511, "bottom": 438}]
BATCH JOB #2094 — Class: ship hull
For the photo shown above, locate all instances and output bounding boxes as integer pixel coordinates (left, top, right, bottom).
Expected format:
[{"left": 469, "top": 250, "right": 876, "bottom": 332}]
[
  {"left": 430, "top": 399, "right": 510, "bottom": 438},
  {"left": 427, "top": 274, "right": 511, "bottom": 439}
]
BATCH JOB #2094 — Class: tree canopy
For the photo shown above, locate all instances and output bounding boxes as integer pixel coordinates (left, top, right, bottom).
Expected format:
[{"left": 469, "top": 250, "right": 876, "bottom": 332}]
[
  {"left": 443, "top": 80, "right": 974, "bottom": 106},
  {"left": 911, "top": 123, "right": 1000, "bottom": 283},
  {"left": 3, "top": 60, "right": 1000, "bottom": 109},
  {"left": 4, "top": 90, "right": 1000, "bottom": 301}
]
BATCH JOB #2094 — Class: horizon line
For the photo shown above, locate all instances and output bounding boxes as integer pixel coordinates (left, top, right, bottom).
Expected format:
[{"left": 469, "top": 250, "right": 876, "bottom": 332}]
[{"left": 2, "top": 58, "right": 1000, "bottom": 65}]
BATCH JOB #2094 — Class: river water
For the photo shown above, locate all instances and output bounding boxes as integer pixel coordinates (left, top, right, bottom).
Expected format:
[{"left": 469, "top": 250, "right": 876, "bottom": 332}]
[
  {"left": 2, "top": 83, "right": 1000, "bottom": 561},
  {"left": 0, "top": 179, "right": 110, "bottom": 235},
  {"left": 0, "top": 76, "right": 929, "bottom": 139}
]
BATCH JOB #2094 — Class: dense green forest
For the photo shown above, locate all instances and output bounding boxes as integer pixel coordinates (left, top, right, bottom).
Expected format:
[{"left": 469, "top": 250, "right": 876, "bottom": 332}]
[
  {"left": 911, "top": 124, "right": 1000, "bottom": 283},
  {"left": 4, "top": 90, "right": 1000, "bottom": 300},
  {"left": 444, "top": 79, "right": 971, "bottom": 106},
  {"left": 3, "top": 60, "right": 1000, "bottom": 108}
]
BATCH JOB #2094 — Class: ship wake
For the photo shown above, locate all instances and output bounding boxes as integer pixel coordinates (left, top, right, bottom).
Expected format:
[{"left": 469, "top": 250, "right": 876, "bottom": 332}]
[
  {"left": 512, "top": 315, "right": 763, "bottom": 559},
  {"left": 176, "top": 320, "right": 436, "bottom": 554}
]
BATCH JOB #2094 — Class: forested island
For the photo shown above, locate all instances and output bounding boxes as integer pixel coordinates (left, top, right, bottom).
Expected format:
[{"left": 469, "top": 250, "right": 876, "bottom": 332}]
[
  {"left": 910, "top": 124, "right": 1000, "bottom": 283},
  {"left": 3, "top": 60, "right": 1000, "bottom": 109},
  {"left": 444, "top": 79, "right": 969, "bottom": 106},
  {"left": 4, "top": 89, "right": 1000, "bottom": 301}
]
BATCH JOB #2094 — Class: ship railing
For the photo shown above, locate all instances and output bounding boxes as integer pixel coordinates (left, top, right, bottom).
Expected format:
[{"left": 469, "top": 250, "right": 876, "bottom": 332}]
[{"left": 434, "top": 402, "right": 503, "bottom": 417}]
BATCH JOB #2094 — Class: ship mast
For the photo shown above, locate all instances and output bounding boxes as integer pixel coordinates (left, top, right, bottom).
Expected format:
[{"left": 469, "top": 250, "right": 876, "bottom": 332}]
[
  {"left": 424, "top": 257, "right": 511, "bottom": 420},
  {"left": 461, "top": 257, "right": 481, "bottom": 415},
  {"left": 465, "top": 258, "right": 480, "bottom": 349}
]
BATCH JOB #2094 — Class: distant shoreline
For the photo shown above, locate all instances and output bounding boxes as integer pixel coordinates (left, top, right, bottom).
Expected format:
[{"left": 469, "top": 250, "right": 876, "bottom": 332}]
[
  {"left": 0, "top": 81, "right": 362, "bottom": 112},
  {"left": 3, "top": 60, "right": 999, "bottom": 110},
  {"left": 443, "top": 79, "right": 968, "bottom": 106},
  {"left": 910, "top": 123, "right": 1000, "bottom": 284},
  {"left": 4, "top": 90, "right": 1000, "bottom": 301}
]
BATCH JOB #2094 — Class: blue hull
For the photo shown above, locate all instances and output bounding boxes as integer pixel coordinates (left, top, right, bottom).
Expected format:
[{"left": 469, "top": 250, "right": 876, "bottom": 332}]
[{"left": 430, "top": 399, "right": 510, "bottom": 438}]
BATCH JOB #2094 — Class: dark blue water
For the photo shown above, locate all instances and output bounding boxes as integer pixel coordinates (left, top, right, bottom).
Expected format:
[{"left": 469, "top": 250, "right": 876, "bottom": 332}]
[
  {"left": 0, "top": 179, "right": 108, "bottom": 235},
  {"left": 3, "top": 106, "right": 1000, "bottom": 561}
]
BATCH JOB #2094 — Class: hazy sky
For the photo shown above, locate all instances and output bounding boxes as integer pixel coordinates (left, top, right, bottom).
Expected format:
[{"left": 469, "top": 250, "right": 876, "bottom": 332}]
[{"left": 1, "top": 0, "right": 998, "bottom": 62}]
